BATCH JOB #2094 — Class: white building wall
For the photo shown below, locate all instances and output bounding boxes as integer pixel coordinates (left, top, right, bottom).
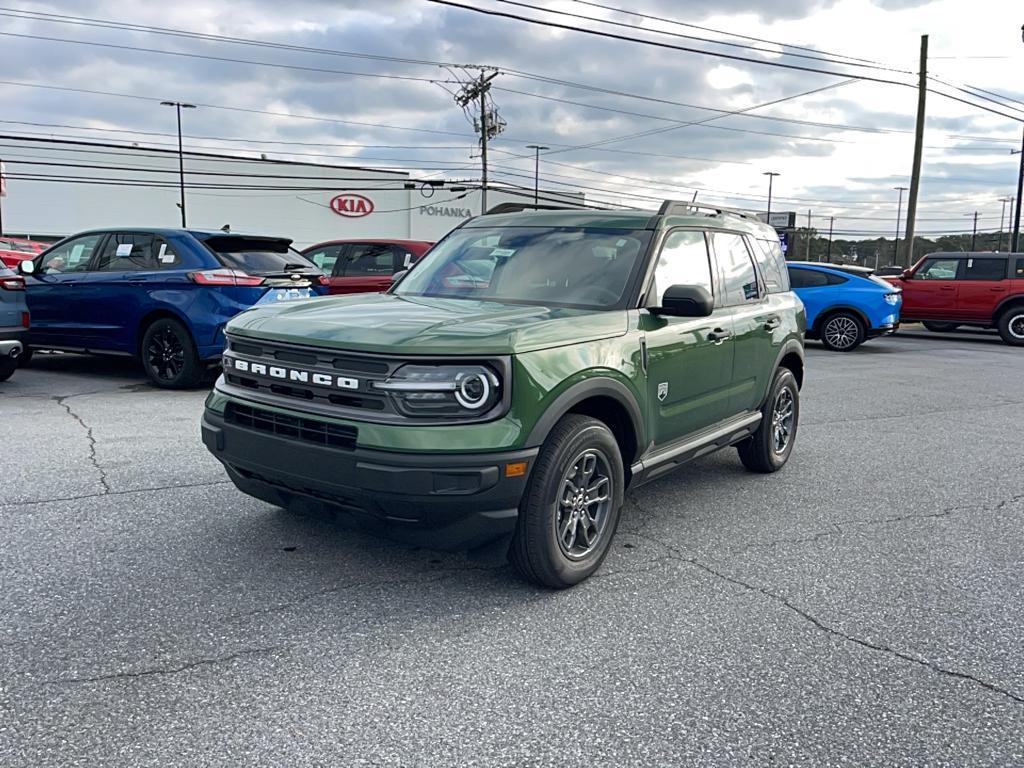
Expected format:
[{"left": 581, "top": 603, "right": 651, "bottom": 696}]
[{"left": 0, "top": 139, "right": 584, "bottom": 248}]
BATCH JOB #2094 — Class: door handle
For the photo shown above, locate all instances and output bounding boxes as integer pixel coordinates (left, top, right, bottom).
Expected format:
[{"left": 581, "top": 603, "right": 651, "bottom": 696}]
[
  {"left": 762, "top": 315, "right": 782, "bottom": 330},
  {"left": 940, "top": 286, "right": 955, "bottom": 291},
  {"left": 707, "top": 328, "right": 733, "bottom": 345}
]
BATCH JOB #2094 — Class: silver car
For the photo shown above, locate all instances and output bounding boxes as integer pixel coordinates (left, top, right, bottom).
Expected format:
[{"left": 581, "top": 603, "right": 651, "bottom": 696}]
[{"left": 0, "top": 264, "right": 27, "bottom": 381}]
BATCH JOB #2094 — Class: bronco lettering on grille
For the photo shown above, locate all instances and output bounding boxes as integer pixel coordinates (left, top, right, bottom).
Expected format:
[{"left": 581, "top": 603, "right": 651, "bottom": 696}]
[{"left": 227, "top": 357, "right": 359, "bottom": 390}]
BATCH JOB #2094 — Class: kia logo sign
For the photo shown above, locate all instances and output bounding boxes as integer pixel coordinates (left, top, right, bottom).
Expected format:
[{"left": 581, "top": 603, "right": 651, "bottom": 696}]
[{"left": 330, "top": 193, "right": 374, "bottom": 218}]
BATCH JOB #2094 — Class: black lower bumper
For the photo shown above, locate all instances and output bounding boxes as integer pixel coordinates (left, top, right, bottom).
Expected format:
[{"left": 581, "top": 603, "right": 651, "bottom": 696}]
[
  {"left": 201, "top": 410, "right": 537, "bottom": 550},
  {"left": 867, "top": 322, "right": 900, "bottom": 339},
  {"left": 0, "top": 326, "right": 28, "bottom": 347}
]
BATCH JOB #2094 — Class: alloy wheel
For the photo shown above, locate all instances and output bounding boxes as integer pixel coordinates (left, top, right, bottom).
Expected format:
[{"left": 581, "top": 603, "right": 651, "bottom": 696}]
[
  {"left": 554, "top": 449, "right": 614, "bottom": 561},
  {"left": 824, "top": 316, "right": 859, "bottom": 350},
  {"left": 146, "top": 327, "right": 185, "bottom": 382},
  {"left": 771, "top": 387, "right": 795, "bottom": 454}
]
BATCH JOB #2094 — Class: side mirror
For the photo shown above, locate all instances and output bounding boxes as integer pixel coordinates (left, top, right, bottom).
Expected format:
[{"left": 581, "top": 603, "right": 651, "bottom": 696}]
[
  {"left": 19, "top": 259, "right": 35, "bottom": 275},
  {"left": 652, "top": 284, "right": 714, "bottom": 318},
  {"left": 900, "top": 268, "right": 912, "bottom": 280}
]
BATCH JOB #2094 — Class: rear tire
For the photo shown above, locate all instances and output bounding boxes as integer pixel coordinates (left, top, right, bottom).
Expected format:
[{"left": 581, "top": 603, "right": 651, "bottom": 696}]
[
  {"left": 922, "top": 321, "right": 960, "bottom": 333},
  {"left": 140, "top": 318, "right": 203, "bottom": 389},
  {"left": 738, "top": 368, "right": 799, "bottom": 474},
  {"left": 509, "top": 414, "right": 624, "bottom": 589},
  {"left": 997, "top": 306, "right": 1024, "bottom": 347},
  {"left": 17, "top": 347, "right": 32, "bottom": 368},
  {"left": 0, "top": 357, "right": 16, "bottom": 382},
  {"left": 819, "top": 311, "right": 865, "bottom": 351}
]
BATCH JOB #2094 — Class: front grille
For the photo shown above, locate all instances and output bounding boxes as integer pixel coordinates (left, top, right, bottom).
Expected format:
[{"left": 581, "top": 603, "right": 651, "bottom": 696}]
[{"left": 225, "top": 402, "right": 357, "bottom": 450}]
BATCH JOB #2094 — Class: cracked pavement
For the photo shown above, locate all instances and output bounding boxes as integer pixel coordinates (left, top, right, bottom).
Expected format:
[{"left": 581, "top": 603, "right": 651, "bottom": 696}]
[{"left": 2, "top": 336, "right": 1023, "bottom": 766}]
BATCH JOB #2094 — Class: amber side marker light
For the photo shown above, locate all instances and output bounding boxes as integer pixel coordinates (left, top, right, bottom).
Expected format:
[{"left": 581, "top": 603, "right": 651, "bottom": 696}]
[{"left": 505, "top": 462, "right": 528, "bottom": 478}]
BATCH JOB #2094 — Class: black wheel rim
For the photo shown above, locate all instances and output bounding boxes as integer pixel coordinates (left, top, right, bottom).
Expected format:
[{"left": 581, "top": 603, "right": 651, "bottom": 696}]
[
  {"left": 772, "top": 387, "right": 795, "bottom": 454},
  {"left": 824, "top": 316, "right": 858, "bottom": 349},
  {"left": 146, "top": 327, "right": 185, "bottom": 382},
  {"left": 554, "top": 449, "right": 614, "bottom": 561}
]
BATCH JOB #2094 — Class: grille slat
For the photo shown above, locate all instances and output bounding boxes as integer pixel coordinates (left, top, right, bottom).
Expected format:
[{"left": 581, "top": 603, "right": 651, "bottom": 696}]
[{"left": 226, "top": 403, "right": 357, "bottom": 450}]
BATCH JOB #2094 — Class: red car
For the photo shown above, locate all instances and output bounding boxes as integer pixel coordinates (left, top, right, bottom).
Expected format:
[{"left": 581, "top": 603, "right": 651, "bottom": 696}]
[
  {"left": 301, "top": 239, "right": 433, "bottom": 295},
  {"left": 888, "top": 252, "right": 1024, "bottom": 346},
  {"left": 0, "top": 237, "right": 46, "bottom": 268}
]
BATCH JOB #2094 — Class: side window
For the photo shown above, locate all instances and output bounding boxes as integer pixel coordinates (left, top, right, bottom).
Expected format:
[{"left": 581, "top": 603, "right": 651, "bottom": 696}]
[
  {"left": 962, "top": 257, "right": 1006, "bottom": 281},
  {"left": 339, "top": 244, "right": 396, "bottom": 277},
  {"left": 755, "top": 238, "right": 789, "bottom": 292},
  {"left": 392, "top": 246, "right": 416, "bottom": 271},
  {"left": 95, "top": 233, "right": 157, "bottom": 272},
  {"left": 40, "top": 233, "right": 104, "bottom": 273},
  {"left": 650, "top": 230, "right": 712, "bottom": 304},
  {"left": 825, "top": 272, "right": 848, "bottom": 285},
  {"left": 305, "top": 245, "right": 341, "bottom": 274},
  {"left": 787, "top": 267, "right": 829, "bottom": 289},
  {"left": 712, "top": 232, "right": 761, "bottom": 305},
  {"left": 152, "top": 237, "right": 182, "bottom": 269},
  {"left": 916, "top": 258, "right": 961, "bottom": 280}
]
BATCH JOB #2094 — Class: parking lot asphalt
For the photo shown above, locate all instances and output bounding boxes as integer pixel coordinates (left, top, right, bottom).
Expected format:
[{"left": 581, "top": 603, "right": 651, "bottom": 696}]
[{"left": 2, "top": 331, "right": 1023, "bottom": 767}]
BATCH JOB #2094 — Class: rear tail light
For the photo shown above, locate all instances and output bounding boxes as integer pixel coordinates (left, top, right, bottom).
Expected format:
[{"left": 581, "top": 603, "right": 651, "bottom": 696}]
[
  {"left": 1, "top": 276, "right": 25, "bottom": 291},
  {"left": 188, "top": 269, "right": 265, "bottom": 287},
  {"left": 21, "top": 311, "right": 29, "bottom": 329}
]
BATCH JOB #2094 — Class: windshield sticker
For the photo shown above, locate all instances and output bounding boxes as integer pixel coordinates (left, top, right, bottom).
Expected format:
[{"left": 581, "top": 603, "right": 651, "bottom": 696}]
[
  {"left": 491, "top": 248, "right": 516, "bottom": 257},
  {"left": 116, "top": 243, "right": 133, "bottom": 257},
  {"left": 158, "top": 243, "right": 173, "bottom": 263}
]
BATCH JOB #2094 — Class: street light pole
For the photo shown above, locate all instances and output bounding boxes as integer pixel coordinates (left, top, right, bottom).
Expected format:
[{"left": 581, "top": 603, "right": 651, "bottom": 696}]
[
  {"left": 160, "top": 100, "right": 196, "bottom": 228},
  {"left": 893, "top": 186, "right": 907, "bottom": 264},
  {"left": 763, "top": 171, "right": 780, "bottom": 219},
  {"left": 1012, "top": 126, "right": 1024, "bottom": 252},
  {"left": 526, "top": 144, "right": 549, "bottom": 206}
]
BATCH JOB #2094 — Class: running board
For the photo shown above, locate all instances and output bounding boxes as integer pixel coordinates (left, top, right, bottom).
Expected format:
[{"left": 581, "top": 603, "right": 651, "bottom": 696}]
[{"left": 630, "top": 412, "right": 761, "bottom": 486}]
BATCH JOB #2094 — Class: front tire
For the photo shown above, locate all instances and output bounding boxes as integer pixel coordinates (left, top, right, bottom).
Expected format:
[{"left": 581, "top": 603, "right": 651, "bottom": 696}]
[
  {"left": 922, "top": 321, "right": 959, "bottom": 333},
  {"left": 737, "top": 368, "right": 799, "bottom": 474},
  {"left": 140, "top": 318, "right": 203, "bottom": 389},
  {"left": 509, "top": 414, "right": 625, "bottom": 589},
  {"left": 0, "top": 357, "right": 16, "bottom": 382},
  {"left": 997, "top": 306, "right": 1024, "bottom": 347},
  {"left": 819, "top": 311, "right": 865, "bottom": 352}
]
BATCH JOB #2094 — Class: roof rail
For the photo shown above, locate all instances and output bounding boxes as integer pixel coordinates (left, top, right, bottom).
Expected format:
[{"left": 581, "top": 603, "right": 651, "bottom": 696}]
[
  {"left": 657, "top": 200, "right": 758, "bottom": 221},
  {"left": 485, "top": 202, "right": 582, "bottom": 215}
]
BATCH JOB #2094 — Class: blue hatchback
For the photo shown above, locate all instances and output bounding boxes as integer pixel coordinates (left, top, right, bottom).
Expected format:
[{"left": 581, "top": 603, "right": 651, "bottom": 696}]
[
  {"left": 18, "top": 229, "right": 328, "bottom": 387},
  {"left": 787, "top": 262, "right": 902, "bottom": 351}
]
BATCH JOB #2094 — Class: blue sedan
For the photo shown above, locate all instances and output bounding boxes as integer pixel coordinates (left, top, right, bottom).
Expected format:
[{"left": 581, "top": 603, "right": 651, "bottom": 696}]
[
  {"left": 787, "top": 262, "right": 902, "bottom": 351},
  {"left": 18, "top": 229, "right": 328, "bottom": 387}
]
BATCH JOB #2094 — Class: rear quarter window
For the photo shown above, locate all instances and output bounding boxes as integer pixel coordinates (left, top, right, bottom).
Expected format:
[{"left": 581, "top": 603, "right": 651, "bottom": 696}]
[{"left": 755, "top": 238, "right": 790, "bottom": 293}]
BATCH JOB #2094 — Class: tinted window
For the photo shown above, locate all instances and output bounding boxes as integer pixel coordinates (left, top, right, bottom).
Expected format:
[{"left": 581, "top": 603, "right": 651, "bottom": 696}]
[
  {"left": 916, "top": 258, "right": 960, "bottom": 280},
  {"left": 755, "top": 239, "right": 789, "bottom": 292},
  {"left": 305, "top": 245, "right": 342, "bottom": 274},
  {"left": 787, "top": 267, "right": 829, "bottom": 288},
  {"left": 651, "top": 230, "right": 712, "bottom": 304},
  {"left": 204, "top": 236, "right": 316, "bottom": 275},
  {"left": 713, "top": 233, "right": 760, "bottom": 304},
  {"left": 40, "top": 234, "right": 104, "bottom": 273},
  {"left": 826, "top": 271, "right": 848, "bottom": 285},
  {"left": 95, "top": 233, "right": 157, "bottom": 272},
  {"left": 962, "top": 257, "right": 1006, "bottom": 281},
  {"left": 337, "top": 244, "right": 396, "bottom": 277},
  {"left": 395, "top": 226, "right": 651, "bottom": 309},
  {"left": 1015, "top": 258, "right": 1024, "bottom": 278}
]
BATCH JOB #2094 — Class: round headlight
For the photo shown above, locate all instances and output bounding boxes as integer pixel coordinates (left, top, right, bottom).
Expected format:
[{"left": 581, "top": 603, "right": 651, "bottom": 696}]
[{"left": 455, "top": 371, "right": 491, "bottom": 409}]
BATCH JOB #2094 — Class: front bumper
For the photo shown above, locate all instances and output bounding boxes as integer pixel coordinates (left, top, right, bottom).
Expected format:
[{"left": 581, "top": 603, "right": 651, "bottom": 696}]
[
  {"left": 202, "top": 408, "right": 538, "bottom": 550},
  {"left": 867, "top": 321, "right": 900, "bottom": 338}
]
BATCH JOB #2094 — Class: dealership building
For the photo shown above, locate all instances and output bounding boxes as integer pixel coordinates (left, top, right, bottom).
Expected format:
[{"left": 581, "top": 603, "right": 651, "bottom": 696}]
[{"left": 0, "top": 137, "right": 584, "bottom": 248}]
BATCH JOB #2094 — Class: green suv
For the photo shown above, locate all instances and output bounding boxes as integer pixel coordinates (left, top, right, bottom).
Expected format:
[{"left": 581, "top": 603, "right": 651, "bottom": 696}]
[{"left": 202, "top": 201, "right": 805, "bottom": 588}]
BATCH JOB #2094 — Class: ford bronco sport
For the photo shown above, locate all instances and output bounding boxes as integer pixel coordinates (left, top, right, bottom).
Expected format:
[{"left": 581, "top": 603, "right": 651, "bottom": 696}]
[{"left": 202, "top": 201, "right": 805, "bottom": 588}]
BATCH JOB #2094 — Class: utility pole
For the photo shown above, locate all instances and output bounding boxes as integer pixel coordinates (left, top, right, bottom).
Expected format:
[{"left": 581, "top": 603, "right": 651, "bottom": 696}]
[
  {"left": 160, "top": 101, "right": 196, "bottom": 228},
  {"left": 827, "top": 215, "right": 834, "bottom": 262},
  {"left": 454, "top": 70, "right": 502, "bottom": 215},
  {"left": 969, "top": 211, "right": 979, "bottom": 250},
  {"left": 763, "top": 171, "right": 780, "bottom": 219},
  {"left": 1013, "top": 127, "right": 1024, "bottom": 252},
  {"left": 806, "top": 209, "right": 812, "bottom": 260},
  {"left": 0, "top": 157, "right": 5, "bottom": 237},
  {"left": 903, "top": 34, "right": 928, "bottom": 267},
  {"left": 526, "top": 144, "right": 549, "bottom": 205},
  {"left": 893, "top": 186, "right": 907, "bottom": 265},
  {"left": 999, "top": 196, "right": 1013, "bottom": 250}
]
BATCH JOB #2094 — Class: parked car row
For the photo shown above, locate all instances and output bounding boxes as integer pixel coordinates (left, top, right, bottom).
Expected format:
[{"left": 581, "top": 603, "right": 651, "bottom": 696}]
[{"left": 0, "top": 236, "right": 47, "bottom": 268}]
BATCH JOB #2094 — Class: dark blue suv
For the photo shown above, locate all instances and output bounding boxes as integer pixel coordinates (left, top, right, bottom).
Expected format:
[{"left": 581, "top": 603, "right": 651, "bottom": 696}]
[{"left": 18, "top": 229, "right": 328, "bottom": 387}]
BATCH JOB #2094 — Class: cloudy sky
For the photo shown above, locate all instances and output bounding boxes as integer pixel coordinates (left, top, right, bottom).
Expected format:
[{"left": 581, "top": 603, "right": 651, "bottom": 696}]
[{"left": 2, "top": 0, "right": 1023, "bottom": 239}]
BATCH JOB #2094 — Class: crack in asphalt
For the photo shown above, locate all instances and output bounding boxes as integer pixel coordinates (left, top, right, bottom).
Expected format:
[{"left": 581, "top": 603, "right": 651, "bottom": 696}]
[
  {"left": 0, "top": 479, "right": 234, "bottom": 509},
  {"left": 623, "top": 495, "right": 1024, "bottom": 706},
  {"left": 45, "top": 644, "right": 288, "bottom": 685},
  {"left": 53, "top": 395, "right": 111, "bottom": 496}
]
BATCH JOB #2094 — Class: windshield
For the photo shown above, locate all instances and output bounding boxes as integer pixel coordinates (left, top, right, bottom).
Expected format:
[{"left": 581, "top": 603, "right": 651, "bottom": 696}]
[{"left": 393, "top": 226, "right": 651, "bottom": 309}]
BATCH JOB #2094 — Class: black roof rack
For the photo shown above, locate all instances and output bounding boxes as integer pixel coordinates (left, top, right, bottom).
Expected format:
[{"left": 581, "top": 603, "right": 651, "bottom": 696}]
[
  {"left": 485, "top": 202, "right": 582, "bottom": 215},
  {"left": 657, "top": 200, "right": 758, "bottom": 221}
]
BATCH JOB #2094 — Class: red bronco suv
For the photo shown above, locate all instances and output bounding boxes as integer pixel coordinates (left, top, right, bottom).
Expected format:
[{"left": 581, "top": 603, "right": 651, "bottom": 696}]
[{"left": 891, "top": 252, "right": 1024, "bottom": 346}]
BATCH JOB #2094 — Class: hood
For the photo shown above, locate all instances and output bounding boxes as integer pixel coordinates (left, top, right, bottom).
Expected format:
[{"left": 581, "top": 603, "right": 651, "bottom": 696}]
[{"left": 227, "top": 292, "right": 628, "bottom": 355}]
